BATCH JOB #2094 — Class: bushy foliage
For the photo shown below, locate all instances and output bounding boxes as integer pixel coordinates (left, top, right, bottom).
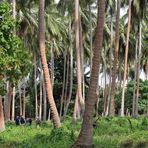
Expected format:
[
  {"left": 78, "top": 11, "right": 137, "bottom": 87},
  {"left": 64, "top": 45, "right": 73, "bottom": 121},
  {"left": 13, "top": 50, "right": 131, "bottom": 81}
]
[
  {"left": 0, "top": 1, "right": 32, "bottom": 92},
  {"left": 115, "top": 80, "right": 148, "bottom": 114}
]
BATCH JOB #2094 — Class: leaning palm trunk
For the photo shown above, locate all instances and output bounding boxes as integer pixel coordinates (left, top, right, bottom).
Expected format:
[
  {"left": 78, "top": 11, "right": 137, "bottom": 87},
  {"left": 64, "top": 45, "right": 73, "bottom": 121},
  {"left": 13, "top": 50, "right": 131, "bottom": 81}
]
[
  {"left": 109, "top": 0, "right": 120, "bottom": 116},
  {"left": 39, "top": 0, "right": 60, "bottom": 128},
  {"left": 0, "top": 96, "right": 5, "bottom": 132},
  {"left": 11, "top": 86, "right": 15, "bottom": 121},
  {"left": 121, "top": 0, "right": 132, "bottom": 116},
  {"left": 135, "top": 21, "right": 142, "bottom": 117},
  {"left": 64, "top": 54, "right": 69, "bottom": 113},
  {"left": 72, "top": 0, "right": 105, "bottom": 146}
]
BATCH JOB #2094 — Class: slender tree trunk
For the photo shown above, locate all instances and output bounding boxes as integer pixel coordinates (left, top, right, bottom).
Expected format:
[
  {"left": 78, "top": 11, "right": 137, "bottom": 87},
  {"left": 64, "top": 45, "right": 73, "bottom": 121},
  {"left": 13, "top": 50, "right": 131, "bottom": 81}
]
[
  {"left": 75, "top": 0, "right": 84, "bottom": 114},
  {"left": 135, "top": 21, "right": 142, "bottom": 117},
  {"left": 60, "top": 51, "right": 67, "bottom": 117},
  {"left": 118, "top": 60, "right": 122, "bottom": 89},
  {"left": 132, "top": 38, "right": 138, "bottom": 117},
  {"left": 23, "top": 82, "right": 26, "bottom": 118},
  {"left": 0, "top": 96, "right": 5, "bottom": 132},
  {"left": 73, "top": 90, "right": 79, "bottom": 121},
  {"left": 64, "top": 54, "right": 69, "bottom": 114},
  {"left": 39, "top": 70, "right": 43, "bottom": 120},
  {"left": 79, "top": 9, "right": 85, "bottom": 101},
  {"left": 48, "top": 109, "right": 51, "bottom": 121},
  {"left": 121, "top": 0, "right": 132, "bottom": 116},
  {"left": 19, "top": 83, "right": 22, "bottom": 116},
  {"left": 34, "top": 50, "right": 38, "bottom": 118},
  {"left": 39, "top": 0, "right": 61, "bottom": 128},
  {"left": 50, "top": 43, "right": 54, "bottom": 87},
  {"left": 89, "top": 5, "right": 93, "bottom": 72},
  {"left": 11, "top": 86, "right": 15, "bottom": 121},
  {"left": 43, "top": 69, "right": 47, "bottom": 121},
  {"left": 72, "top": 0, "right": 105, "bottom": 146},
  {"left": 105, "top": 13, "right": 113, "bottom": 117},
  {"left": 109, "top": 0, "right": 120, "bottom": 116},
  {"left": 4, "top": 82, "right": 12, "bottom": 122},
  {"left": 12, "top": 0, "right": 16, "bottom": 19},
  {"left": 102, "top": 47, "right": 107, "bottom": 116},
  {"left": 63, "top": 20, "right": 73, "bottom": 117}
]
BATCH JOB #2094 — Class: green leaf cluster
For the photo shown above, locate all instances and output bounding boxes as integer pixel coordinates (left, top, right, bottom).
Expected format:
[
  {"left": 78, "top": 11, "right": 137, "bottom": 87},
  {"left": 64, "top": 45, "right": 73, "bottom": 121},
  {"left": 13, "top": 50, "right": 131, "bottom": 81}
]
[{"left": 0, "top": 2, "right": 32, "bottom": 89}]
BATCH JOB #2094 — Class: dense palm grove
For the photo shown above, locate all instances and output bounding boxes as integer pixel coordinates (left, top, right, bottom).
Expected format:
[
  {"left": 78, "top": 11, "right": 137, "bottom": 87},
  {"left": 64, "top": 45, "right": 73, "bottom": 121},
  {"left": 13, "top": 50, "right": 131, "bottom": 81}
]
[{"left": 0, "top": 0, "right": 148, "bottom": 147}]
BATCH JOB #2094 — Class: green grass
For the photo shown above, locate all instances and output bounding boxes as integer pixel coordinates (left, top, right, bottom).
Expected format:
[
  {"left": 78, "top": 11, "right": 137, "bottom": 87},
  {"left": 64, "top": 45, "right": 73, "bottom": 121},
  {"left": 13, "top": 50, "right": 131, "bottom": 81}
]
[{"left": 0, "top": 116, "right": 148, "bottom": 148}]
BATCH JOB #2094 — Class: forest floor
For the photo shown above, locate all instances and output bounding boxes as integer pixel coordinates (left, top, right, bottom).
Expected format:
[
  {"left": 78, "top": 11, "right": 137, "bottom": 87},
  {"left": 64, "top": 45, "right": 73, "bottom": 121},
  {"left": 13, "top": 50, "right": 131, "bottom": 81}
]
[{"left": 0, "top": 116, "right": 148, "bottom": 148}]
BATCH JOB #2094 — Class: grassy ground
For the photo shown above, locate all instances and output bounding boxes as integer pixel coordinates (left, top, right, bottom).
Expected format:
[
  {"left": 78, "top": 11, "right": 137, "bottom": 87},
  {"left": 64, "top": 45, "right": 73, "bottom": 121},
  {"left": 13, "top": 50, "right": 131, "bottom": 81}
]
[{"left": 0, "top": 116, "right": 148, "bottom": 148}]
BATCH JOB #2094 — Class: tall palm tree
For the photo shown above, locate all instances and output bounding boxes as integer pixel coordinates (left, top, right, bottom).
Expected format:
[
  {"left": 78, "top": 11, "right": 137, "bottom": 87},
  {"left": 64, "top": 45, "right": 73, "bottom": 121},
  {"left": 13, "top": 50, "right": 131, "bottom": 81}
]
[
  {"left": 38, "top": 0, "right": 60, "bottom": 128},
  {"left": 72, "top": 0, "right": 105, "bottom": 146},
  {"left": 121, "top": 0, "right": 132, "bottom": 116},
  {"left": 109, "top": 0, "right": 120, "bottom": 116}
]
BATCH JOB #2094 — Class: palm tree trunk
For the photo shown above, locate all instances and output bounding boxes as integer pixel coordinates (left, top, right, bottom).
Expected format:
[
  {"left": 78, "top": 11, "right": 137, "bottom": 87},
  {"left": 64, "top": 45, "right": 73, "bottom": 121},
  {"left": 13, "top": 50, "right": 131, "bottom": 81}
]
[
  {"left": 19, "top": 83, "right": 22, "bottom": 116},
  {"left": 12, "top": 0, "right": 16, "bottom": 19},
  {"left": 73, "top": 90, "right": 79, "bottom": 121},
  {"left": 121, "top": 0, "right": 132, "bottom": 116},
  {"left": 50, "top": 43, "right": 54, "bottom": 87},
  {"left": 109, "top": 0, "right": 120, "bottom": 116},
  {"left": 39, "top": 0, "right": 61, "bottom": 128},
  {"left": 34, "top": 49, "right": 38, "bottom": 118},
  {"left": 102, "top": 47, "right": 107, "bottom": 116},
  {"left": 132, "top": 38, "right": 138, "bottom": 117},
  {"left": 60, "top": 51, "right": 67, "bottom": 117},
  {"left": 43, "top": 69, "right": 47, "bottom": 121},
  {"left": 89, "top": 5, "right": 93, "bottom": 72},
  {"left": 39, "top": 70, "right": 43, "bottom": 120},
  {"left": 63, "top": 20, "right": 73, "bottom": 117},
  {"left": 0, "top": 95, "right": 5, "bottom": 132},
  {"left": 64, "top": 54, "right": 69, "bottom": 114},
  {"left": 48, "top": 108, "right": 51, "bottom": 121},
  {"left": 11, "top": 86, "right": 15, "bottom": 122},
  {"left": 135, "top": 21, "right": 142, "bottom": 117},
  {"left": 105, "top": 13, "right": 113, "bottom": 117},
  {"left": 79, "top": 9, "right": 85, "bottom": 101},
  {"left": 72, "top": 0, "right": 105, "bottom": 146},
  {"left": 75, "top": 0, "right": 84, "bottom": 114},
  {"left": 4, "top": 82, "right": 12, "bottom": 122},
  {"left": 23, "top": 82, "right": 26, "bottom": 118}
]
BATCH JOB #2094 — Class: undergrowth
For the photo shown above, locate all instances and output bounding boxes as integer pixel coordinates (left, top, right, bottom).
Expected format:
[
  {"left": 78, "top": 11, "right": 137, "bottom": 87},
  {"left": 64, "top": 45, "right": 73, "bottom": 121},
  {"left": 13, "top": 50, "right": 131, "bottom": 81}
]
[{"left": 0, "top": 116, "right": 148, "bottom": 148}]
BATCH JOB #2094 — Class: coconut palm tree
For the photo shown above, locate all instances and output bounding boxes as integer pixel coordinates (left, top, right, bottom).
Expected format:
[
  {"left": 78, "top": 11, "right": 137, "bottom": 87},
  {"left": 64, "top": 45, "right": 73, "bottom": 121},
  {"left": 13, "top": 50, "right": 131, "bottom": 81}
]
[
  {"left": 121, "top": 0, "right": 132, "bottom": 116},
  {"left": 72, "top": 0, "right": 105, "bottom": 146},
  {"left": 109, "top": 0, "right": 120, "bottom": 116},
  {"left": 38, "top": 0, "right": 60, "bottom": 128}
]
